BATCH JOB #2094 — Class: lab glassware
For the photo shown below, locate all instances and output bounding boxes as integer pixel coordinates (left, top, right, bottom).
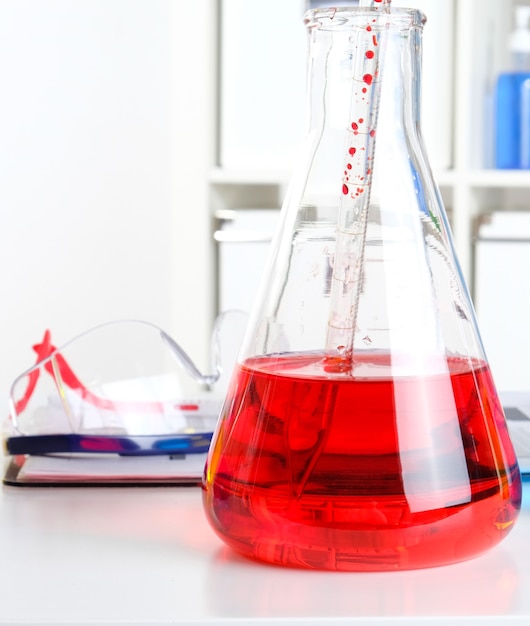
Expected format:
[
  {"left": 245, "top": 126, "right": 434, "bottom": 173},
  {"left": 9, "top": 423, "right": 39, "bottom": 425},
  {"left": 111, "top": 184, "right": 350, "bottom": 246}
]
[{"left": 202, "top": 6, "right": 522, "bottom": 571}]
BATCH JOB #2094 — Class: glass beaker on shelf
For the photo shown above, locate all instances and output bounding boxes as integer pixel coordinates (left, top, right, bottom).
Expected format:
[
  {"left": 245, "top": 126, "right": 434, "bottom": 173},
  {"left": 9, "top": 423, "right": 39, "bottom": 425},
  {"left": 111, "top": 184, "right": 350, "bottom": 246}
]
[{"left": 202, "top": 6, "right": 521, "bottom": 571}]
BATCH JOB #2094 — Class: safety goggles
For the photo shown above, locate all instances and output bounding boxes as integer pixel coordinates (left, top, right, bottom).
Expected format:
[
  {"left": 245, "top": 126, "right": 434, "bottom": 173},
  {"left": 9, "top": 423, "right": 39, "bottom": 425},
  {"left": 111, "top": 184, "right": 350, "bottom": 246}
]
[{"left": 4, "top": 311, "right": 247, "bottom": 457}]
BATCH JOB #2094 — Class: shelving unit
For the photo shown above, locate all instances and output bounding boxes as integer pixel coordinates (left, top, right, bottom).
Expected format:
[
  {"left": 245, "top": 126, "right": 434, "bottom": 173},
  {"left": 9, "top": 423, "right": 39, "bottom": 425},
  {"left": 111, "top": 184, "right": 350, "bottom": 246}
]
[{"left": 210, "top": 0, "right": 530, "bottom": 303}]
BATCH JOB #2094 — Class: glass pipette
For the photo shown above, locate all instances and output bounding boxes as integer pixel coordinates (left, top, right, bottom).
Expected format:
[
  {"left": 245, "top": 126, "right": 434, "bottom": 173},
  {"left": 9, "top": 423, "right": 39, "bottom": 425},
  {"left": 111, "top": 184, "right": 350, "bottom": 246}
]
[{"left": 325, "top": 0, "right": 391, "bottom": 371}]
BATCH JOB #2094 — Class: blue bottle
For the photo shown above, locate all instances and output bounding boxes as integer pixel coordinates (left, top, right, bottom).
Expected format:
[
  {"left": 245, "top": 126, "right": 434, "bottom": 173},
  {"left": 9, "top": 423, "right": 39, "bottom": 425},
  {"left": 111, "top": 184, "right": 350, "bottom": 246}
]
[{"left": 494, "top": 6, "right": 530, "bottom": 170}]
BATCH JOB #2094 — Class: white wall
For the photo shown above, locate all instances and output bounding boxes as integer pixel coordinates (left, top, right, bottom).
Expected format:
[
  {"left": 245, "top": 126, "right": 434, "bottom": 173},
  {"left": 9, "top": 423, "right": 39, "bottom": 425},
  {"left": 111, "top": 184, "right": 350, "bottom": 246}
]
[{"left": 0, "top": 0, "right": 215, "bottom": 410}]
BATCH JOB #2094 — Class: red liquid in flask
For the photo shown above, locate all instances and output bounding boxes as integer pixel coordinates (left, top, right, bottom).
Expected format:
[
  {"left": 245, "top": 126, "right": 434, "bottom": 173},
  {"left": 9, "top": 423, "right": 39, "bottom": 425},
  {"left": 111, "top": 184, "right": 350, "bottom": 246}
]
[{"left": 203, "top": 352, "right": 521, "bottom": 571}]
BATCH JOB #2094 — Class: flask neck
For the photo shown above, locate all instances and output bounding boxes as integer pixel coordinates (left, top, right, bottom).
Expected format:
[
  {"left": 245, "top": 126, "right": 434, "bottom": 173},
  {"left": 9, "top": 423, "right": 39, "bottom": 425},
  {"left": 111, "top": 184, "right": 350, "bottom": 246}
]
[{"left": 303, "top": 8, "right": 425, "bottom": 196}]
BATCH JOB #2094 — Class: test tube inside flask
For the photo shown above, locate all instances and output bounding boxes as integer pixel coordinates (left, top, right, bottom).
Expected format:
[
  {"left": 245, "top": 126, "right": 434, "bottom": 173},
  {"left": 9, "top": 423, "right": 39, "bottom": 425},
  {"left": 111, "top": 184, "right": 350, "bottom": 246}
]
[{"left": 325, "top": 0, "right": 391, "bottom": 369}]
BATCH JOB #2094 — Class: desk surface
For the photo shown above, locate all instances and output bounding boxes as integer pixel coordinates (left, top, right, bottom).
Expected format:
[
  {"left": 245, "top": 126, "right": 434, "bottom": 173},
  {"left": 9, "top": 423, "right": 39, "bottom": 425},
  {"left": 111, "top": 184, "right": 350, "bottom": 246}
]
[{"left": 0, "top": 480, "right": 528, "bottom": 625}]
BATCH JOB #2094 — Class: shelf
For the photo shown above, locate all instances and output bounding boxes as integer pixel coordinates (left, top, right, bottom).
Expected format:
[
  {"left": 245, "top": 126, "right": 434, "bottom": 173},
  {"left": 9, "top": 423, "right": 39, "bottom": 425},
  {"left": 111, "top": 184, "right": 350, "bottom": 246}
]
[
  {"left": 433, "top": 169, "right": 457, "bottom": 187},
  {"left": 465, "top": 170, "right": 530, "bottom": 189}
]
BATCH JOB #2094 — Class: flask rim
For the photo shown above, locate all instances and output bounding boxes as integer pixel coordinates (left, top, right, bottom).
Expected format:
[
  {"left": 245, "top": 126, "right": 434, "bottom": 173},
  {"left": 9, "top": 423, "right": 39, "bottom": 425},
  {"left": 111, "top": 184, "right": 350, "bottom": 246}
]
[{"left": 303, "top": 7, "right": 426, "bottom": 31}]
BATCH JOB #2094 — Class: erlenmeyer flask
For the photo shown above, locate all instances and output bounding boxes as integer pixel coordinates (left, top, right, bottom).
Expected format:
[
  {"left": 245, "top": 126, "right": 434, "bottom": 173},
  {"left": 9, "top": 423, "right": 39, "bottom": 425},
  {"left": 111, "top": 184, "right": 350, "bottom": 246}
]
[{"left": 203, "top": 6, "right": 522, "bottom": 571}]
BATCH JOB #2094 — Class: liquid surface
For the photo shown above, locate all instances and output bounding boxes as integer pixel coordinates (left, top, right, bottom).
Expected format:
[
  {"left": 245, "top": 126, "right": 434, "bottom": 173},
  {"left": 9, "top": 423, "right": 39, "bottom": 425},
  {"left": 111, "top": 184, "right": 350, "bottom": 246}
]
[{"left": 203, "top": 352, "right": 521, "bottom": 571}]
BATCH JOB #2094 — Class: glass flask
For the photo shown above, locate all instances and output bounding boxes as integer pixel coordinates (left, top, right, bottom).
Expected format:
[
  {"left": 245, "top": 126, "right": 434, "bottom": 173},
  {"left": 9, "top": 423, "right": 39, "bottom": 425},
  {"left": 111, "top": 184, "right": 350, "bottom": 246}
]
[{"left": 202, "top": 6, "right": 522, "bottom": 571}]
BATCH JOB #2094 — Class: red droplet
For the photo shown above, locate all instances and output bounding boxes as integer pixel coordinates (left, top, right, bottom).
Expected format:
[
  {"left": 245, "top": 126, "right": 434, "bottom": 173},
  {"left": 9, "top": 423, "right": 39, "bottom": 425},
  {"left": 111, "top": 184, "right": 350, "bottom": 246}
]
[
  {"left": 362, "top": 87, "right": 367, "bottom": 93},
  {"left": 348, "top": 147, "right": 356, "bottom": 155},
  {"left": 351, "top": 122, "right": 358, "bottom": 130},
  {"left": 363, "top": 74, "right": 373, "bottom": 85},
  {"left": 366, "top": 25, "right": 372, "bottom": 32},
  {"left": 370, "top": 129, "right": 376, "bottom": 137},
  {"left": 359, "top": 118, "right": 364, "bottom": 124},
  {"left": 347, "top": 163, "right": 352, "bottom": 170},
  {"left": 366, "top": 50, "right": 374, "bottom": 59},
  {"left": 373, "top": 34, "right": 378, "bottom": 47},
  {"left": 342, "top": 184, "right": 349, "bottom": 195}
]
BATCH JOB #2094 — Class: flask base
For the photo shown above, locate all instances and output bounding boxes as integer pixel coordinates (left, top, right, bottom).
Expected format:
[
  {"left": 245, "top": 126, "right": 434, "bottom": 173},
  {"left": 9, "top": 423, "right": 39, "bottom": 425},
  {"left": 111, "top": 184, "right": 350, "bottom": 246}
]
[
  {"left": 202, "top": 352, "right": 521, "bottom": 571},
  {"left": 203, "top": 473, "right": 520, "bottom": 571}
]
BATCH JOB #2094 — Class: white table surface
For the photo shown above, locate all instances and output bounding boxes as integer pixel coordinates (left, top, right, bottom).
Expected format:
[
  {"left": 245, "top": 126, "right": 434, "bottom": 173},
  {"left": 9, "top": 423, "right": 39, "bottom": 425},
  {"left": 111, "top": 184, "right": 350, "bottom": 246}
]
[{"left": 0, "top": 477, "right": 528, "bottom": 625}]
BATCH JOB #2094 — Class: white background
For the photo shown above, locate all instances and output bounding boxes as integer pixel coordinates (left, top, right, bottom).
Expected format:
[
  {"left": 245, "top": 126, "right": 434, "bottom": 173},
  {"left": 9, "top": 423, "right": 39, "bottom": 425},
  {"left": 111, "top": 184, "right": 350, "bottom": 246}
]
[{"left": 0, "top": 0, "right": 216, "bottom": 409}]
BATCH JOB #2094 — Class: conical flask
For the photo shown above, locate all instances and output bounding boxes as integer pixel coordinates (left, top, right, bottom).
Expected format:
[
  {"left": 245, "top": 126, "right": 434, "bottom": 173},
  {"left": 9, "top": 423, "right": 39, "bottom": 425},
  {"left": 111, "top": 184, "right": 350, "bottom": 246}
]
[{"left": 203, "top": 6, "right": 522, "bottom": 571}]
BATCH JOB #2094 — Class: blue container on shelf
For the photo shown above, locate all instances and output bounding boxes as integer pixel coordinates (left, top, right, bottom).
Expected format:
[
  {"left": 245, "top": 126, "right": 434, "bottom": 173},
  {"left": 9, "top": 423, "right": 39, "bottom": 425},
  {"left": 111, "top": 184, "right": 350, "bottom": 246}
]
[
  {"left": 495, "top": 73, "right": 530, "bottom": 169},
  {"left": 494, "top": 6, "right": 530, "bottom": 170}
]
